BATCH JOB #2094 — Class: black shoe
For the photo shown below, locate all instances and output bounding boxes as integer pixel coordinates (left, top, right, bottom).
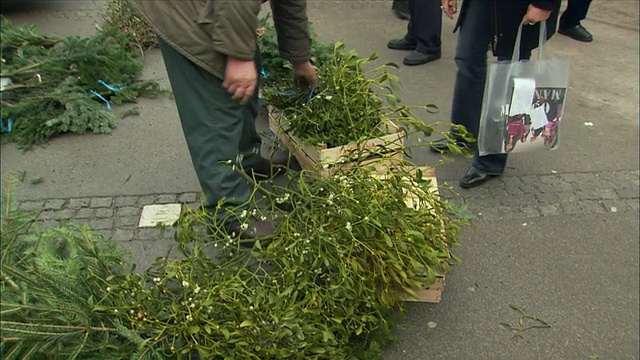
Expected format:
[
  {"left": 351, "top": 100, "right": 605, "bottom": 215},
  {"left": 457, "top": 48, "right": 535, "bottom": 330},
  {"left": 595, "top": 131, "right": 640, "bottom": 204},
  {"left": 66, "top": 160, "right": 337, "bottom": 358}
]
[
  {"left": 387, "top": 38, "right": 417, "bottom": 51},
  {"left": 459, "top": 167, "right": 496, "bottom": 189},
  {"left": 228, "top": 220, "right": 275, "bottom": 246},
  {"left": 246, "top": 152, "right": 291, "bottom": 177},
  {"left": 403, "top": 51, "right": 441, "bottom": 66},
  {"left": 429, "top": 138, "right": 472, "bottom": 153},
  {"left": 558, "top": 24, "right": 593, "bottom": 42},
  {"left": 392, "top": 0, "right": 410, "bottom": 20}
]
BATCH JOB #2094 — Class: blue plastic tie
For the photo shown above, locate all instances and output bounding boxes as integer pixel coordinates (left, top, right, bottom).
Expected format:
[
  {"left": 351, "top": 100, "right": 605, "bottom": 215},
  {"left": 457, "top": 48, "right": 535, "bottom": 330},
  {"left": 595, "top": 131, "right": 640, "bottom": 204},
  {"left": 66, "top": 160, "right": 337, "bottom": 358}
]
[
  {"left": 89, "top": 90, "right": 112, "bottom": 111},
  {"left": 307, "top": 88, "right": 315, "bottom": 102},
  {"left": 98, "top": 80, "right": 122, "bottom": 93},
  {"left": 260, "top": 68, "right": 269, "bottom": 79},
  {"left": 0, "top": 118, "right": 14, "bottom": 133}
]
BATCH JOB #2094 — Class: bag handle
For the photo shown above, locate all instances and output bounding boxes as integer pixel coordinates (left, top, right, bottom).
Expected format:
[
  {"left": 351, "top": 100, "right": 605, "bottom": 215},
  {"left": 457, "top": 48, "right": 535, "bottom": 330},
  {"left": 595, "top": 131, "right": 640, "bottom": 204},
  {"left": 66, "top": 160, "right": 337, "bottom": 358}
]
[{"left": 511, "top": 20, "right": 548, "bottom": 61}]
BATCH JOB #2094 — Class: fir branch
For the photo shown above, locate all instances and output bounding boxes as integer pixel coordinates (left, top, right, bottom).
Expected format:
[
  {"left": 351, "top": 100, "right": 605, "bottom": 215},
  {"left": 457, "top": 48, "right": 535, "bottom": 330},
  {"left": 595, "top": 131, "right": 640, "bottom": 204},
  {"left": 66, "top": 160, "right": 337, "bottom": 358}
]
[
  {"left": 0, "top": 321, "right": 118, "bottom": 333},
  {"left": 0, "top": 18, "right": 163, "bottom": 150}
]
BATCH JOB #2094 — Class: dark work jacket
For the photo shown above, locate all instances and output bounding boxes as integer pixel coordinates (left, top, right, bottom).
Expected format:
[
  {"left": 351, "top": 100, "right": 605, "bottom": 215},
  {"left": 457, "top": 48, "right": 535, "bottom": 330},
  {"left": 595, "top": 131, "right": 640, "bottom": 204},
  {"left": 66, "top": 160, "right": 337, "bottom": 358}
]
[{"left": 455, "top": 0, "right": 561, "bottom": 58}]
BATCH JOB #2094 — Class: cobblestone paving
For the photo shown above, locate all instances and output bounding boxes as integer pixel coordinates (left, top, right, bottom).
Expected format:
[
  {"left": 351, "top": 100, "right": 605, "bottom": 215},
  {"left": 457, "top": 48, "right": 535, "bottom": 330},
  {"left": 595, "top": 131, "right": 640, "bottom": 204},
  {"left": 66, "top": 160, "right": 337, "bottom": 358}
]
[
  {"left": 439, "top": 170, "right": 639, "bottom": 221},
  {"left": 17, "top": 170, "right": 639, "bottom": 241},
  {"left": 18, "top": 192, "right": 203, "bottom": 243}
]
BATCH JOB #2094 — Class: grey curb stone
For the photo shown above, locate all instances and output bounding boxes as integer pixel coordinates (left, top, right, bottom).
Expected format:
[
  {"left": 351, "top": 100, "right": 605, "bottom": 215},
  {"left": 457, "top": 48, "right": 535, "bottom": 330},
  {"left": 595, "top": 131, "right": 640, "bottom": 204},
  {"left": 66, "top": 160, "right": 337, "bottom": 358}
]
[
  {"left": 95, "top": 208, "right": 115, "bottom": 218},
  {"left": 156, "top": 194, "right": 177, "bottom": 204},
  {"left": 38, "top": 220, "right": 61, "bottom": 229},
  {"left": 116, "top": 206, "right": 141, "bottom": 218},
  {"left": 114, "top": 196, "right": 138, "bottom": 207},
  {"left": 40, "top": 209, "right": 76, "bottom": 221},
  {"left": 561, "top": 203, "right": 583, "bottom": 215},
  {"left": 617, "top": 186, "right": 640, "bottom": 199},
  {"left": 18, "top": 200, "right": 44, "bottom": 211},
  {"left": 17, "top": 169, "right": 640, "bottom": 243},
  {"left": 178, "top": 193, "right": 198, "bottom": 203},
  {"left": 520, "top": 205, "right": 540, "bottom": 218},
  {"left": 535, "top": 193, "right": 559, "bottom": 204},
  {"left": 623, "top": 199, "right": 639, "bottom": 211},
  {"left": 90, "top": 197, "right": 113, "bottom": 208},
  {"left": 115, "top": 216, "right": 140, "bottom": 228},
  {"left": 602, "top": 200, "right": 627, "bottom": 213},
  {"left": 44, "top": 199, "right": 66, "bottom": 210},
  {"left": 67, "top": 198, "right": 91, "bottom": 209},
  {"left": 76, "top": 208, "right": 96, "bottom": 219},
  {"left": 137, "top": 227, "right": 174, "bottom": 241},
  {"left": 112, "top": 229, "right": 135, "bottom": 242},
  {"left": 89, "top": 218, "right": 114, "bottom": 230},
  {"left": 578, "top": 200, "right": 607, "bottom": 214},
  {"left": 137, "top": 195, "right": 157, "bottom": 206},
  {"left": 538, "top": 204, "right": 561, "bottom": 217}
]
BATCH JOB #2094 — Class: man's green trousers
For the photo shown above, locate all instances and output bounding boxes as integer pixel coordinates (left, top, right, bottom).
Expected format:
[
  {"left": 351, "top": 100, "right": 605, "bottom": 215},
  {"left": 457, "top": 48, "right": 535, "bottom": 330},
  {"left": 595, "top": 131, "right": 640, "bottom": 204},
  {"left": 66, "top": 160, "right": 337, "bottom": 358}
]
[{"left": 159, "top": 38, "right": 263, "bottom": 219}]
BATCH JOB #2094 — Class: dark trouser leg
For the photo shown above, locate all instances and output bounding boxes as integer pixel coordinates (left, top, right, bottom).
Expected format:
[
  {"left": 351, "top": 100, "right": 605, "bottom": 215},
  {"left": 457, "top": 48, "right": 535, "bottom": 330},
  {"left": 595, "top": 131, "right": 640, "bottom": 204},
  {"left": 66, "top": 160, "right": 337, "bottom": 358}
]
[
  {"left": 451, "top": 0, "right": 507, "bottom": 174},
  {"left": 560, "top": 0, "right": 593, "bottom": 29},
  {"left": 405, "top": 0, "right": 442, "bottom": 54},
  {"left": 450, "top": 1, "right": 491, "bottom": 141},
  {"left": 158, "top": 38, "right": 251, "bottom": 219}
]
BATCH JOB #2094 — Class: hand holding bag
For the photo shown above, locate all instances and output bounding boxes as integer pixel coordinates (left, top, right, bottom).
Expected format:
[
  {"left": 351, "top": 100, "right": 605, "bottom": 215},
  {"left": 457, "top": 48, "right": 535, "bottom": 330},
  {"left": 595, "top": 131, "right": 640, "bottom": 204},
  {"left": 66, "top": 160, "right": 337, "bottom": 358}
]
[{"left": 478, "top": 22, "right": 570, "bottom": 155}]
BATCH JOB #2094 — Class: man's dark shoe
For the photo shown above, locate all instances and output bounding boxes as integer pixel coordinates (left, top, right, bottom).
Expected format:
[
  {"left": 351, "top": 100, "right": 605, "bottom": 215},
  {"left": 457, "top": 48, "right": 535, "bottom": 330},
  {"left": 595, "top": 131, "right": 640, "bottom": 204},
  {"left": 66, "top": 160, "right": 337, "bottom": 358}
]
[
  {"left": 246, "top": 152, "right": 291, "bottom": 177},
  {"left": 459, "top": 166, "right": 496, "bottom": 189},
  {"left": 403, "top": 51, "right": 441, "bottom": 66},
  {"left": 228, "top": 220, "right": 275, "bottom": 246},
  {"left": 392, "top": 0, "right": 410, "bottom": 20},
  {"left": 429, "top": 138, "right": 472, "bottom": 153},
  {"left": 387, "top": 38, "right": 417, "bottom": 51},
  {"left": 558, "top": 24, "right": 593, "bottom": 42}
]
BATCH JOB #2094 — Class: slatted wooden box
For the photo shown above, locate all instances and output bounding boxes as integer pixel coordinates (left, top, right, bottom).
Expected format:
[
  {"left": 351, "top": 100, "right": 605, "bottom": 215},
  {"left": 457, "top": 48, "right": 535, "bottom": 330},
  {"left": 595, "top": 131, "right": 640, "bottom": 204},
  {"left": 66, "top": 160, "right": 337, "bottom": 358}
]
[
  {"left": 372, "top": 165, "right": 446, "bottom": 303},
  {"left": 267, "top": 107, "right": 406, "bottom": 177}
]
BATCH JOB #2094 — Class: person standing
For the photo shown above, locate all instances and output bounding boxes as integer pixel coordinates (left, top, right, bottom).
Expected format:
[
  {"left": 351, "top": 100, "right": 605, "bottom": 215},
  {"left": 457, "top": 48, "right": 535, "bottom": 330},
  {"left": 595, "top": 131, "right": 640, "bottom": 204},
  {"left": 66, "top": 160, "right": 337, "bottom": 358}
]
[
  {"left": 434, "top": 0, "right": 560, "bottom": 188},
  {"left": 387, "top": 0, "right": 443, "bottom": 66},
  {"left": 558, "top": 0, "right": 594, "bottom": 42},
  {"left": 127, "top": 0, "right": 318, "bottom": 238}
]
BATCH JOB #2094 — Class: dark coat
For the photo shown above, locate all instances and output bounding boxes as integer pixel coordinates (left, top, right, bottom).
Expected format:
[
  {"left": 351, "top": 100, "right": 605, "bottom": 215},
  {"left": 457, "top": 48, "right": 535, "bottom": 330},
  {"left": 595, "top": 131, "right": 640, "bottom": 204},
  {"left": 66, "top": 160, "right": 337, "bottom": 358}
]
[{"left": 455, "top": 0, "right": 561, "bottom": 58}]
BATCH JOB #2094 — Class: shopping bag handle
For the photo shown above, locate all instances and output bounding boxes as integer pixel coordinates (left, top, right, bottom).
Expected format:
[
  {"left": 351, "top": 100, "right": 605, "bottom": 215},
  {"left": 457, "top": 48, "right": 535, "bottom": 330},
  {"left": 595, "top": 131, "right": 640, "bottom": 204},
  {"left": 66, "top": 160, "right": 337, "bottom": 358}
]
[{"left": 511, "top": 20, "right": 548, "bottom": 61}]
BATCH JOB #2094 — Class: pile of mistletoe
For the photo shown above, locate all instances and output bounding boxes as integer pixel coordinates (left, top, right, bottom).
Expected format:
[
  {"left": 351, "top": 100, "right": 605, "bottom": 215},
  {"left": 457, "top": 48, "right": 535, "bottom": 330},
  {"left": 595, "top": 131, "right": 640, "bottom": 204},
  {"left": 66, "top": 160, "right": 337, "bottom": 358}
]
[
  {"left": 1, "top": 159, "right": 466, "bottom": 359},
  {"left": 0, "top": 17, "right": 161, "bottom": 151},
  {"left": 259, "top": 19, "right": 471, "bottom": 154}
]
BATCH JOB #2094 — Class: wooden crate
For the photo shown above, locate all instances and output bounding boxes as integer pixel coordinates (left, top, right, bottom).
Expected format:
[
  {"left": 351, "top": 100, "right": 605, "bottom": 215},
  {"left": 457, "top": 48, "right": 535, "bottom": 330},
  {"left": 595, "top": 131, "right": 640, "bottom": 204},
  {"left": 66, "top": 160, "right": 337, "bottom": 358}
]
[
  {"left": 268, "top": 107, "right": 406, "bottom": 177},
  {"left": 371, "top": 165, "right": 439, "bottom": 211},
  {"left": 406, "top": 275, "right": 446, "bottom": 303},
  {"left": 373, "top": 165, "right": 447, "bottom": 303}
]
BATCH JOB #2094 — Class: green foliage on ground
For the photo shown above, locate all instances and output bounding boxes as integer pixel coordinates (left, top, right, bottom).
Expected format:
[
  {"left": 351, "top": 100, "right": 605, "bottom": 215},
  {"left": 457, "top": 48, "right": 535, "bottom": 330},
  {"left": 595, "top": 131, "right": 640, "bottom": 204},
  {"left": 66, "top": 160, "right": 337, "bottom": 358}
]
[
  {"left": 1, "top": 159, "right": 466, "bottom": 359},
  {"left": 0, "top": 178, "right": 149, "bottom": 359},
  {"left": 101, "top": 0, "right": 158, "bottom": 53},
  {"left": 0, "top": 18, "right": 162, "bottom": 151}
]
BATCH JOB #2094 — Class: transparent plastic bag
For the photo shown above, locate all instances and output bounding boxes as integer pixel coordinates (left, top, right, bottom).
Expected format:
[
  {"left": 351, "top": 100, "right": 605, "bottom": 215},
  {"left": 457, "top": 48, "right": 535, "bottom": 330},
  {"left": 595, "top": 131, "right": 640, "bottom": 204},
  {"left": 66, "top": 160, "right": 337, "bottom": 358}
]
[{"left": 478, "top": 21, "right": 570, "bottom": 156}]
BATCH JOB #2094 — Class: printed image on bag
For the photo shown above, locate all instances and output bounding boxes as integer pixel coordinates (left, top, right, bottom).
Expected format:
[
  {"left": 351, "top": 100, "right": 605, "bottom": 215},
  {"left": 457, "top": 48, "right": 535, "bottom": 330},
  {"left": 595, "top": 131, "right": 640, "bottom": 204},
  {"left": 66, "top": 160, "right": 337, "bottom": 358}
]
[{"left": 503, "top": 86, "right": 566, "bottom": 153}]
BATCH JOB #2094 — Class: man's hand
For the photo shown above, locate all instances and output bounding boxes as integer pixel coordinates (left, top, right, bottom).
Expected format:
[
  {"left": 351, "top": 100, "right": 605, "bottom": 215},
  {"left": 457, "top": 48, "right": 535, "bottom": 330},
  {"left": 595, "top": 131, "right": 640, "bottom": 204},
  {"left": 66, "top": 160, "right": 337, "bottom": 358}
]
[
  {"left": 522, "top": 4, "right": 552, "bottom": 25},
  {"left": 441, "top": 0, "right": 457, "bottom": 19},
  {"left": 223, "top": 58, "right": 257, "bottom": 104},
  {"left": 292, "top": 61, "right": 318, "bottom": 90}
]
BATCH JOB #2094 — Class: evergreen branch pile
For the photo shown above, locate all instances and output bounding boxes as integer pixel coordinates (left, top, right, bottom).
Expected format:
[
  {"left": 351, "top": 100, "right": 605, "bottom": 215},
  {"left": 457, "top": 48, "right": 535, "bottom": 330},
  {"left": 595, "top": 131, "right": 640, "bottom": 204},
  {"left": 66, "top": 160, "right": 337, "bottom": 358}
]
[
  {"left": 102, "top": 0, "right": 158, "bottom": 53},
  {"left": 0, "top": 17, "right": 162, "bottom": 151},
  {"left": 0, "top": 180, "right": 158, "bottom": 359}
]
